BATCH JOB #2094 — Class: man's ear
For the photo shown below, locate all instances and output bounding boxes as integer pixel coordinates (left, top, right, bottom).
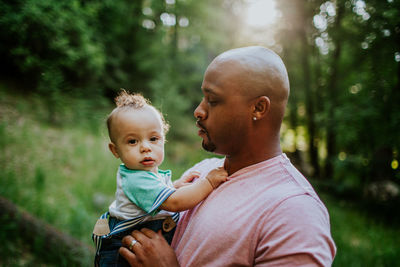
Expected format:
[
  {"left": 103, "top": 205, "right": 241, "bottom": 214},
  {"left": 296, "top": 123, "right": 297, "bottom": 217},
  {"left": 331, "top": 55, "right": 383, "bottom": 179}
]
[
  {"left": 252, "top": 96, "right": 270, "bottom": 120},
  {"left": 108, "top": 142, "right": 120, "bottom": 158}
]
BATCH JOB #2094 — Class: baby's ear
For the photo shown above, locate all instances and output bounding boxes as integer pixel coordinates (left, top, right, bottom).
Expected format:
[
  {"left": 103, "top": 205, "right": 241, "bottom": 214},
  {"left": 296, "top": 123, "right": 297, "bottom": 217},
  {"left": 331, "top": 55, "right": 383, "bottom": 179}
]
[{"left": 108, "top": 142, "right": 120, "bottom": 158}]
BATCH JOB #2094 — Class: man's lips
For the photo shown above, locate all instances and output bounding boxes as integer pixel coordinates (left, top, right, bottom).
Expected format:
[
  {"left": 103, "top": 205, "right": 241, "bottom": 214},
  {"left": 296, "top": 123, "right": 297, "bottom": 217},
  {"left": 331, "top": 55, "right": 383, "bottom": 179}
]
[
  {"left": 196, "top": 121, "right": 208, "bottom": 136},
  {"left": 197, "top": 128, "right": 206, "bottom": 136},
  {"left": 140, "top": 157, "right": 155, "bottom": 166}
]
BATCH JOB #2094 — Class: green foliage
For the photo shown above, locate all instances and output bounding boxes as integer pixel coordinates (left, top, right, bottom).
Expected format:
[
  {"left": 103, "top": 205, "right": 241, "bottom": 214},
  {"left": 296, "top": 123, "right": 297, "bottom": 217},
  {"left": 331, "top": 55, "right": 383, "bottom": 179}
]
[
  {"left": 320, "top": 193, "right": 400, "bottom": 267},
  {"left": 0, "top": 0, "right": 105, "bottom": 90},
  {"left": 329, "top": 0, "right": 400, "bottom": 185},
  {"left": 0, "top": 0, "right": 106, "bottom": 126},
  {"left": 276, "top": 0, "right": 400, "bottom": 191},
  {"left": 0, "top": 0, "right": 243, "bottom": 139}
]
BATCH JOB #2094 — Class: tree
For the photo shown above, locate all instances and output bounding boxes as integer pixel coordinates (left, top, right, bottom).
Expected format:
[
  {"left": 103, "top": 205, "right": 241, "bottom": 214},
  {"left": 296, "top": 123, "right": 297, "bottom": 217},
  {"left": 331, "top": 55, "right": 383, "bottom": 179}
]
[{"left": 275, "top": 0, "right": 400, "bottom": 191}]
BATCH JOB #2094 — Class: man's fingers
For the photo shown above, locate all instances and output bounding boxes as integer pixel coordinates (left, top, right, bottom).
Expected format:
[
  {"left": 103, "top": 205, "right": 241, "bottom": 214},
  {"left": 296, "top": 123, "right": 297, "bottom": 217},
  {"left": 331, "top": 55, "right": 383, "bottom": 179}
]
[
  {"left": 121, "top": 233, "right": 147, "bottom": 261},
  {"left": 120, "top": 228, "right": 179, "bottom": 267},
  {"left": 119, "top": 247, "right": 139, "bottom": 266},
  {"left": 122, "top": 234, "right": 140, "bottom": 249},
  {"left": 131, "top": 228, "right": 158, "bottom": 242},
  {"left": 141, "top": 228, "right": 157, "bottom": 237},
  {"left": 130, "top": 228, "right": 162, "bottom": 256}
]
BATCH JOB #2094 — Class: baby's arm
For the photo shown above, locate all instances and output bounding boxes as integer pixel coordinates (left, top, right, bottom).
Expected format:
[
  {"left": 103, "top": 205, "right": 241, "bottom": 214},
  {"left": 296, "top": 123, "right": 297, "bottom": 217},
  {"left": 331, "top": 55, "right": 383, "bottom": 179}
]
[{"left": 160, "top": 167, "right": 227, "bottom": 212}]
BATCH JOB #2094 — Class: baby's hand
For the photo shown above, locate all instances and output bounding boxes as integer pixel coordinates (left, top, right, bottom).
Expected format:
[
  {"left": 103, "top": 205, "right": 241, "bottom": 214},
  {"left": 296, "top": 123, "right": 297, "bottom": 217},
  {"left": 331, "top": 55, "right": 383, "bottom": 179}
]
[
  {"left": 205, "top": 167, "right": 228, "bottom": 189},
  {"left": 173, "top": 171, "right": 200, "bottom": 189}
]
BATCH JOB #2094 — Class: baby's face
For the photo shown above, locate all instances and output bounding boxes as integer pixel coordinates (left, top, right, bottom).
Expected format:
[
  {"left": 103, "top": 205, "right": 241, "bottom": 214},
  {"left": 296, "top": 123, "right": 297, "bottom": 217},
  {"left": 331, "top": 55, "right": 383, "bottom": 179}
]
[{"left": 109, "top": 107, "right": 165, "bottom": 173}]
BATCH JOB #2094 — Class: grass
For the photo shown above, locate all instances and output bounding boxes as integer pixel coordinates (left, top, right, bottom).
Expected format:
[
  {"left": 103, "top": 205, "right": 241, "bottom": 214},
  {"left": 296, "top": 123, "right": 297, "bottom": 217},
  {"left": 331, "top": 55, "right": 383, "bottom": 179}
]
[
  {"left": 320, "top": 193, "right": 400, "bottom": 267},
  {"left": 0, "top": 88, "right": 212, "bottom": 266},
  {"left": 0, "top": 88, "right": 399, "bottom": 266}
]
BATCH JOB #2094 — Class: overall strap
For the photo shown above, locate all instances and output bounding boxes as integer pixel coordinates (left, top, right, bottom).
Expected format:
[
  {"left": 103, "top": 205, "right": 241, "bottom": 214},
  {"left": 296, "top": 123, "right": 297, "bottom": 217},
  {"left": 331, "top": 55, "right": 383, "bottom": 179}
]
[{"left": 92, "top": 211, "right": 179, "bottom": 259}]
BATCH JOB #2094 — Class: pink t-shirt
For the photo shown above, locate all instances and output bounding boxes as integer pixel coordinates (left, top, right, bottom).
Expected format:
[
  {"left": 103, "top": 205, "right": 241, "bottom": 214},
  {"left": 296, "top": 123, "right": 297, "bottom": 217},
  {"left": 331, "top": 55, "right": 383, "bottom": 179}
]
[{"left": 171, "top": 154, "right": 336, "bottom": 267}]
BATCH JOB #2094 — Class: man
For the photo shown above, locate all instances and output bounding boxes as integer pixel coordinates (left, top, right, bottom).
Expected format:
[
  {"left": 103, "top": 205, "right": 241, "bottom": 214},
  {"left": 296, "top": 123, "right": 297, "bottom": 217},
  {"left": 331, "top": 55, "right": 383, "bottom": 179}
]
[{"left": 119, "top": 46, "right": 336, "bottom": 266}]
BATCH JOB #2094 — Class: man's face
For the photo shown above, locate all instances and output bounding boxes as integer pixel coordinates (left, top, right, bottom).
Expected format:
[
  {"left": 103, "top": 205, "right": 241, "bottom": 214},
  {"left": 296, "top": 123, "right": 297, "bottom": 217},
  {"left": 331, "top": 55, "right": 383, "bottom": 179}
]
[
  {"left": 194, "top": 62, "right": 252, "bottom": 156},
  {"left": 109, "top": 107, "right": 165, "bottom": 173}
]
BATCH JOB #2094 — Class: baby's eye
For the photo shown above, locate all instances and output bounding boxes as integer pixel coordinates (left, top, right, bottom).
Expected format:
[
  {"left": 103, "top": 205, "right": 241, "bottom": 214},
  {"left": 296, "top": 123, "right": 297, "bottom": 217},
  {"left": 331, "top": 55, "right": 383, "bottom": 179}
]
[
  {"left": 128, "top": 139, "right": 137, "bottom": 145},
  {"left": 150, "top": 136, "right": 159, "bottom": 142}
]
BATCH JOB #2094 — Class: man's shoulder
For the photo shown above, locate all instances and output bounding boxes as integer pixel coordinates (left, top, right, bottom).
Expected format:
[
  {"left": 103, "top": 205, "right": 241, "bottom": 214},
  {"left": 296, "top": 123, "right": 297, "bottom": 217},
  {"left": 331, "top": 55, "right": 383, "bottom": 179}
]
[
  {"left": 190, "top": 157, "right": 224, "bottom": 172},
  {"left": 178, "top": 157, "right": 224, "bottom": 180}
]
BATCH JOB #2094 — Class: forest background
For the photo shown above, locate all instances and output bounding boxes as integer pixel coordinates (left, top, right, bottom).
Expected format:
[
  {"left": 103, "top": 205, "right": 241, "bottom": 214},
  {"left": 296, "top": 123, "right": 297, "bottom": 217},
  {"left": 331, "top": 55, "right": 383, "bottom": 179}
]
[{"left": 0, "top": 0, "right": 399, "bottom": 266}]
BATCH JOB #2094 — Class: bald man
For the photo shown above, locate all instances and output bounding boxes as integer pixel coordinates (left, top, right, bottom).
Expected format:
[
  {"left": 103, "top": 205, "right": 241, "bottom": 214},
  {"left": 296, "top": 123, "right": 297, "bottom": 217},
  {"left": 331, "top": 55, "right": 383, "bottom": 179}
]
[{"left": 119, "top": 47, "right": 336, "bottom": 266}]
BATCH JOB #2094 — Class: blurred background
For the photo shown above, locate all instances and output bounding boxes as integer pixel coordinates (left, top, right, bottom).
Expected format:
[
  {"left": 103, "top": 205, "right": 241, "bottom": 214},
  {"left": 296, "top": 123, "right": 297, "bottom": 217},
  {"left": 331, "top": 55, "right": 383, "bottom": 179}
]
[{"left": 0, "top": 0, "right": 399, "bottom": 266}]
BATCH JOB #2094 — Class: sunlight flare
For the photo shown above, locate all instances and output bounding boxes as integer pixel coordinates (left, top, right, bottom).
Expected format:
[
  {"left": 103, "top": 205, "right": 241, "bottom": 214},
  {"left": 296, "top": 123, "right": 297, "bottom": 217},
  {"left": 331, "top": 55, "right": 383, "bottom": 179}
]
[{"left": 245, "top": 0, "right": 278, "bottom": 27}]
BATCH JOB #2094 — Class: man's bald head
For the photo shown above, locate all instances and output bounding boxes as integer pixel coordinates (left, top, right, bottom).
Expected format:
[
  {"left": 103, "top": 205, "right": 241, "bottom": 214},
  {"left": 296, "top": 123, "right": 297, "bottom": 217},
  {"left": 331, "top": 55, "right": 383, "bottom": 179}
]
[
  {"left": 207, "top": 46, "right": 290, "bottom": 104},
  {"left": 194, "top": 46, "right": 290, "bottom": 171}
]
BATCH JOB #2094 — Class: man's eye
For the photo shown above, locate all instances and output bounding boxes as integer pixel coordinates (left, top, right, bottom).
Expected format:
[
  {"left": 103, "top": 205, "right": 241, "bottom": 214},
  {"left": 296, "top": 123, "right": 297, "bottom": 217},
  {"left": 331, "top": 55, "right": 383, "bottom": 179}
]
[
  {"left": 128, "top": 139, "right": 137, "bottom": 144},
  {"left": 208, "top": 100, "right": 218, "bottom": 106}
]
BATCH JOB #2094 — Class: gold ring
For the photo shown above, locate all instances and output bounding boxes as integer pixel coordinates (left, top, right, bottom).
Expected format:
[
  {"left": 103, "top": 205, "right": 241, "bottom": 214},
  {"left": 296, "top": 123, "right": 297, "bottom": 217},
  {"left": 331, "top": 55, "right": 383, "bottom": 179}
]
[{"left": 129, "top": 239, "right": 138, "bottom": 250}]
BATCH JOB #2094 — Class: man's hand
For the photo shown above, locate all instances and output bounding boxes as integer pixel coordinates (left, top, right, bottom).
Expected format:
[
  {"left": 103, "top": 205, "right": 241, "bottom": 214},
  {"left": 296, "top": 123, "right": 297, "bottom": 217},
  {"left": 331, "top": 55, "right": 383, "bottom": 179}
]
[
  {"left": 119, "top": 228, "right": 179, "bottom": 267},
  {"left": 173, "top": 171, "right": 200, "bottom": 188}
]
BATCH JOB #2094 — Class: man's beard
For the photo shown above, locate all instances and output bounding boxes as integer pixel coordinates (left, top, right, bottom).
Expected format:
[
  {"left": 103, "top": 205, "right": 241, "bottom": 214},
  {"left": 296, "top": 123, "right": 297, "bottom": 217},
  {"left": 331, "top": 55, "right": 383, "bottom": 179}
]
[
  {"left": 198, "top": 121, "right": 216, "bottom": 152},
  {"left": 202, "top": 138, "right": 216, "bottom": 152}
]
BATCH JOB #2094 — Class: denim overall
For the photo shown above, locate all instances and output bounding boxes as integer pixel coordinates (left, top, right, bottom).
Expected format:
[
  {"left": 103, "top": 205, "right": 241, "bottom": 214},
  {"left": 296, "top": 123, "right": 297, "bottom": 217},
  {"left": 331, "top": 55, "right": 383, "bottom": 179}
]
[{"left": 93, "top": 212, "right": 178, "bottom": 267}]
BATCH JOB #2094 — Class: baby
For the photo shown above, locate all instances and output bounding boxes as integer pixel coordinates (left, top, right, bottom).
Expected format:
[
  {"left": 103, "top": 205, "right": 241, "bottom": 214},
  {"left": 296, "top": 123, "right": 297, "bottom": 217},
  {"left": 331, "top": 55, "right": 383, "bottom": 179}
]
[{"left": 92, "top": 90, "right": 227, "bottom": 266}]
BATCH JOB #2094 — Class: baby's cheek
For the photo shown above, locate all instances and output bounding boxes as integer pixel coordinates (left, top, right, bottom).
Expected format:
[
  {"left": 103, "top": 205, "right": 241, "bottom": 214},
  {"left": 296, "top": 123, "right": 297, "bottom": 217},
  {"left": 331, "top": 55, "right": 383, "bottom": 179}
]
[{"left": 158, "top": 148, "right": 165, "bottom": 162}]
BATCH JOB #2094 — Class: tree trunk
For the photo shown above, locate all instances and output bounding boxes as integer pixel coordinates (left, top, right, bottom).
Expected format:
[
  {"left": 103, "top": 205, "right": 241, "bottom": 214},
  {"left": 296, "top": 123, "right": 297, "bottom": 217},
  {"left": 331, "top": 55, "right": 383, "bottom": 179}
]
[
  {"left": 299, "top": 1, "right": 320, "bottom": 178},
  {"left": 325, "top": 1, "right": 345, "bottom": 180},
  {"left": 0, "top": 196, "right": 94, "bottom": 266}
]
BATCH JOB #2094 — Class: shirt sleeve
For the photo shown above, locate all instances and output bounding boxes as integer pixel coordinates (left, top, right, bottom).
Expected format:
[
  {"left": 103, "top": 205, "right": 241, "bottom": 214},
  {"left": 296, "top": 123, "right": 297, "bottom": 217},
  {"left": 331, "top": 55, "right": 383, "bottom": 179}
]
[
  {"left": 255, "top": 194, "right": 336, "bottom": 267},
  {"left": 159, "top": 169, "right": 175, "bottom": 188},
  {"left": 120, "top": 170, "right": 176, "bottom": 216}
]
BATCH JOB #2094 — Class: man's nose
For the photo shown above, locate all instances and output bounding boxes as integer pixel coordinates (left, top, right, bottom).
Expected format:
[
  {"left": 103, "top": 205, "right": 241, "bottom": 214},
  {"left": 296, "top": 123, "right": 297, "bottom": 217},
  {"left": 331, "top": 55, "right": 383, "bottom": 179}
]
[{"left": 194, "top": 99, "right": 207, "bottom": 120}]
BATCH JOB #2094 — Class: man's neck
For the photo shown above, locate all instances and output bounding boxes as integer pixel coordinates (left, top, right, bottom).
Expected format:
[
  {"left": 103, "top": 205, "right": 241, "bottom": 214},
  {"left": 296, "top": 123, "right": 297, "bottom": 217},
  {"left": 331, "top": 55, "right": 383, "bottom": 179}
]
[{"left": 223, "top": 144, "right": 282, "bottom": 176}]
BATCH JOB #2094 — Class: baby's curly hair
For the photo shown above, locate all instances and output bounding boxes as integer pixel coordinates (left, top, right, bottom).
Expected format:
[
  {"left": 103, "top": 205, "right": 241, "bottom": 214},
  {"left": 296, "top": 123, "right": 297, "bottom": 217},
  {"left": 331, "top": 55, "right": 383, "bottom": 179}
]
[
  {"left": 114, "top": 89, "right": 150, "bottom": 109},
  {"left": 107, "top": 89, "right": 170, "bottom": 142}
]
